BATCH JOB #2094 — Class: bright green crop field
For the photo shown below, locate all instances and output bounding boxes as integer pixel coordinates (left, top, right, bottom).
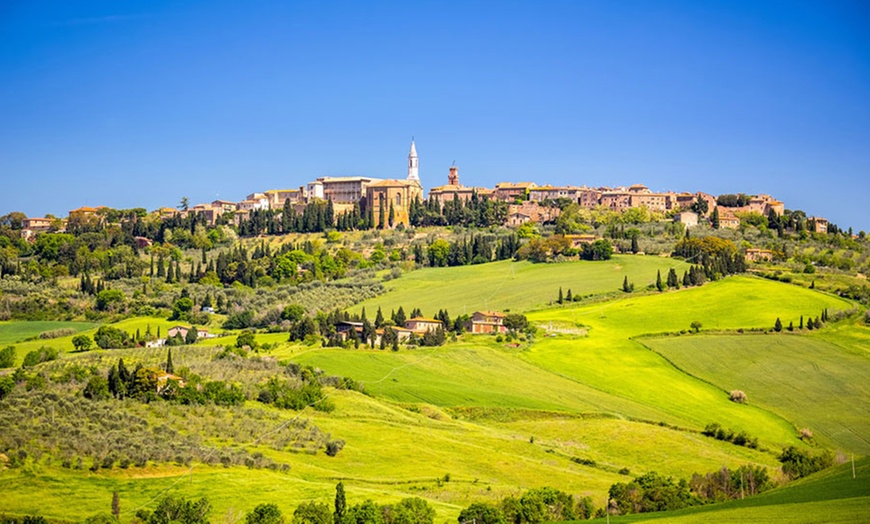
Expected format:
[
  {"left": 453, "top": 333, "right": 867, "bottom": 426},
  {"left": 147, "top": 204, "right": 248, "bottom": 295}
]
[
  {"left": 644, "top": 329, "right": 870, "bottom": 454},
  {"left": 0, "top": 321, "right": 97, "bottom": 346},
  {"left": 2, "top": 266, "right": 868, "bottom": 522},
  {"left": 351, "top": 255, "right": 690, "bottom": 316}
]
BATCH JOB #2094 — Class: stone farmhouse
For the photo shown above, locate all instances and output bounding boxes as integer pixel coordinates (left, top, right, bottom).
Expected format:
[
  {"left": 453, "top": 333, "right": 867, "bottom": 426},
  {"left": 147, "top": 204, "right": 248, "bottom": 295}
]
[{"left": 468, "top": 311, "right": 508, "bottom": 334}]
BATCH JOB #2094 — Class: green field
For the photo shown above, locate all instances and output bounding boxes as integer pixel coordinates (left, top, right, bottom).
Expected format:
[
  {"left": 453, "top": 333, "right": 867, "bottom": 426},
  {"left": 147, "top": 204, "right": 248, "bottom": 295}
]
[
  {"left": 644, "top": 329, "right": 870, "bottom": 454},
  {"left": 589, "top": 456, "right": 870, "bottom": 523},
  {"left": 0, "top": 317, "right": 230, "bottom": 367},
  {"left": 521, "top": 276, "right": 854, "bottom": 447},
  {"left": 352, "top": 255, "right": 690, "bottom": 316},
  {"left": 1, "top": 266, "right": 868, "bottom": 522},
  {"left": 0, "top": 321, "right": 97, "bottom": 346}
]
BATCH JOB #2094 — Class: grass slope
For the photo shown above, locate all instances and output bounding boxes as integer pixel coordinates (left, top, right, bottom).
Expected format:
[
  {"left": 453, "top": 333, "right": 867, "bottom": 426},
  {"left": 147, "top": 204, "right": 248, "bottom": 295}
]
[
  {"left": 589, "top": 456, "right": 870, "bottom": 523},
  {"left": 523, "top": 277, "right": 854, "bottom": 446},
  {"left": 644, "top": 328, "right": 870, "bottom": 454},
  {"left": 351, "top": 255, "right": 689, "bottom": 315},
  {"left": 0, "top": 321, "right": 97, "bottom": 346}
]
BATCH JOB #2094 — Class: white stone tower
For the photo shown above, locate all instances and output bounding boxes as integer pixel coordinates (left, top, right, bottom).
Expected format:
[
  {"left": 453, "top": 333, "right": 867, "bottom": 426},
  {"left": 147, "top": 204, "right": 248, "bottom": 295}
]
[{"left": 407, "top": 139, "right": 419, "bottom": 182}]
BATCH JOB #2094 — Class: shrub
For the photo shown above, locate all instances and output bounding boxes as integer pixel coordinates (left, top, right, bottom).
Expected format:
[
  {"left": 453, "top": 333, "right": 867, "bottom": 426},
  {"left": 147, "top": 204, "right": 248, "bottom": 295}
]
[
  {"left": 690, "top": 321, "right": 702, "bottom": 333},
  {"left": 93, "top": 326, "right": 130, "bottom": 349},
  {"left": 325, "top": 439, "right": 345, "bottom": 457},
  {"left": 22, "top": 346, "right": 59, "bottom": 367},
  {"left": 292, "top": 502, "right": 331, "bottom": 524},
  {"left": 71, "top": 334, "right": 93, "bottom": 352},
  {"left": 39, "top": 328, "right": 76, "bottom": 339},
  {"left": 0, "top": 345, "right": 16, "bottom": 368},
  {"left": 245, "top": 503, "right": 283, "bottom": 524},
  {"left": 799, "top": 428, "right": 814, "bottom": 441},
  {"left": 729, "top": 390, "right": 747, "bottom": 403},
  {"left": 779, "top": 446, "right": 833, "bottom": 479}
]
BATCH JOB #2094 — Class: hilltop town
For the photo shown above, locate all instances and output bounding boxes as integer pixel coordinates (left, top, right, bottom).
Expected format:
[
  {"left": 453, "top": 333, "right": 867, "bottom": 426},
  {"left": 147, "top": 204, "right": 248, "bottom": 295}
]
[{"left": 12, "top": 141, "right": 834, "bottom": 240}]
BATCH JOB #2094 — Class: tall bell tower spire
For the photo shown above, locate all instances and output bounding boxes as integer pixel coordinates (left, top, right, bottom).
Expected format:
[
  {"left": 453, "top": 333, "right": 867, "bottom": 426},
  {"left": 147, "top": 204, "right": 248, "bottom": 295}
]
[{"left": 407, "top": 138, "right": 419, "bottom": 182}]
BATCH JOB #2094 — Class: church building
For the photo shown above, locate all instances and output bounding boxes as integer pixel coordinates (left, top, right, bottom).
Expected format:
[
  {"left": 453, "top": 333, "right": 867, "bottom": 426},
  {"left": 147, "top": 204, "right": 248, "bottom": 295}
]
[{"left": 365, "top": 140, "right": 424, "bottom": 228}]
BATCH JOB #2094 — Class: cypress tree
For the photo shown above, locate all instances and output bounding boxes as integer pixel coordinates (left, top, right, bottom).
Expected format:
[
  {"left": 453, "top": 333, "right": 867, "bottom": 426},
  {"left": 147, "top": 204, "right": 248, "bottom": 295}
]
[
  {"left": 656, "top": 270, "right": 664, "bottom": 292},
  {"left": 774, "top": 317, "right": 782, "bottom": 332},
  {"left": 334, "top": 482, "right": 346, "bottom": 524},
  {"left": 166, "top": 348, "right": 174, "bottom": 374},
  {"left": 112, "top": 492, "right": 120, "bottom": 520},
  {"left": 799, "top": 315, "right": 804, "bottom": 329},
  {"left": 375, "top": 307, "right": 384, "bottom": 328},
  {"left": 558, "top": 287, "right": 563, "bottom": 304},
  {"left": 566, "top": 289, "right": 573, "bottom": 301}
]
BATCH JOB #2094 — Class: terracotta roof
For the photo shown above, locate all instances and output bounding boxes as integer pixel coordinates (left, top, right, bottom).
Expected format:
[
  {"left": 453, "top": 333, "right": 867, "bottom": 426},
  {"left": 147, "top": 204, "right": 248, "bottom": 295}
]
[{"left": 368, "top": 179, "right": 416, "bottom": 188}]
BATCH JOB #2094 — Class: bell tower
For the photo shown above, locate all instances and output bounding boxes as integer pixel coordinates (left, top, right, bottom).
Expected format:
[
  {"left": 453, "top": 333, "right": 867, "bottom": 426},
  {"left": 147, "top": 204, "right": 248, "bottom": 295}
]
[{"left": 407, "top": 139, "right": 419, "bottom": 182}]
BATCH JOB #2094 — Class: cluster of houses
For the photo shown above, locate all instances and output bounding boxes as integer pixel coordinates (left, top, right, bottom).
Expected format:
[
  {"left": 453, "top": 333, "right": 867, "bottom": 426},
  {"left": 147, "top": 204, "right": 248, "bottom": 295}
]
[
  {"left": 143, "top": 311, "right": 512, "bottom": 350},
  {"left": 337, "top": 310, "right": 511, "bottom": 345},
  {"left": 144, "top": 325, "right": 216, "bottom": 348},
  {"left": 19, "top": 140, "right": 832, "bottom": 239}
]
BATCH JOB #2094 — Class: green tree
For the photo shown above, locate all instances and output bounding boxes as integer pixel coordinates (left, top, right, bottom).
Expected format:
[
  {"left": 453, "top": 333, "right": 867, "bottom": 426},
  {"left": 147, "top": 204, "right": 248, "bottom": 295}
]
[
  {"left": 334, "top": 482, "right": 346, "bottom": 524},
  {"left": 774, "top": 317, "right": 782, "bottom": 332},
  {"left": 656, "top": 270, "right": 664, "bottom": 292},
  {"left": 147, "top": 495, "right": 210, "bottom": 524},
  {"left": 112, "top": 491, "right": 120, "bottom": 520},
  {"left": 170, "top": 297, "right": 194, "bottom": 321},
  {"left": 237, "top": 330, "right": 257, "bottom": 350},
  {"left": 690, "top": 321, "right": 702, "bottom": 333},
  {"left": 691, "top": 195, "right": 709, "bottom": 215},
  {"left": 0, "top": 345, "right": 16, "bottom": 368},
  {"left": 711, "top": 207, "right": 720, "bottom": 229},
  {"left": 185, "top": 326, "right": 198, "bottom": 345},
  {"left": 246, "top": 503, "right": 284, "bottom": 524},
  {"left": 344, "top": 500, "right": 384, "bottom": 524},
  {"left": 165, "top": 348, "right": 174, "bottom": 374},
  {"left": 95, "top": 289, "right": 125, "bottom": 311},
  {"left": 292, "top": 502, "right": 331, "bottom": 524},
  {"left": 83, "top": 375, "right": 111, "bottom": 400},
  {"left": 457, "top": 503, "right": 506, "bottom": 524},
  {"left": 94, "top": 326, "right": 130, "bottom": 349},
  {"left": 392, "top": 498, "right": 435, "bottom": 524},
  {"left": 0, "top": 376, "right": 14, "bottom": 400},
  {"left": 179, "top": 197, "right": 190, "bottom": 211},
  {"left": 282, "top": 304, "right": 306, "bottom": 322},
  {"left": 557, "top": 287, "right": 563, "bottom": 304}
]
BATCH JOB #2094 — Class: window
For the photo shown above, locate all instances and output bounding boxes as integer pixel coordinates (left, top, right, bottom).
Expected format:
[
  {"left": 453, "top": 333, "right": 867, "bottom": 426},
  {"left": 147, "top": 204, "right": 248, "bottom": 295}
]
[{"left": 395, "top": 194, "right": 402, "bottom": 207}]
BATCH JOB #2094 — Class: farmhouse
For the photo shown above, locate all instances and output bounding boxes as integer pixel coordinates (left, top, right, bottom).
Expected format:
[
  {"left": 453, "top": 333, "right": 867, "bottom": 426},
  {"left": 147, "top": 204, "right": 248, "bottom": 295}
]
[
  {"left": 404, "top": 317, "right": 443, "bottom": 334},
  {"left": 717, "top": 208, "right": 740, "bottom": 229},
  {"left": 156, "top": 372, "right": 186, "bottom": 394},
  {"left": 564, "top": 234, "right": 597, "bottom": 248},
  {"left": 468, "top": 311, "right": 508, "bottom": 334},
  {"left": 745, "top": 248, "right": 774, "bottom": 262},
  {"left": 674, "top": 211, "right": 699, "bottom": 227},
  {"left": 166, "top": 325, "right": 210, "bottom": 339}
]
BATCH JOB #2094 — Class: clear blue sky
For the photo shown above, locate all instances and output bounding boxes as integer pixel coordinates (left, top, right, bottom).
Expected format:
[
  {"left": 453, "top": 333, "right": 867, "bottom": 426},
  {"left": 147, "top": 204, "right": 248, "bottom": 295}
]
[{"left": 2, "top": 1, "right": 869, "bottom": 230}]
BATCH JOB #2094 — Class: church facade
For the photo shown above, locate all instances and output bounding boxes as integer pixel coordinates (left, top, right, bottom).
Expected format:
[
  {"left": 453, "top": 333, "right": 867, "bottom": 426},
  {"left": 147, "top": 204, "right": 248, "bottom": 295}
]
[{"left": 365, "top": 140, "right": 423, "bottom": 228}]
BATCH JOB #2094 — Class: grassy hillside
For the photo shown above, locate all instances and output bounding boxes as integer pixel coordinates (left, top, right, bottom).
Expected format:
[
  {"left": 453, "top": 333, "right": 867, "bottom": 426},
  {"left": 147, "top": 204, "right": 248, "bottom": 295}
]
[
  {"left": 644, "top": 328, "right": 870, "bottom": 454},
  {"left": 0, "top": 321, "right": 97, "bottom": 346},
  {"left": 523, "top": 277, "right": 855, "bottom": 447},
  {"left": 1, "top": 270, "right": 865, "bottom": 522},
  {"left": 351, "top": 255, "right": 690, "bottom": 315},
  {"left": 590, "top": 456, "right": 870, "bottom": 523}
]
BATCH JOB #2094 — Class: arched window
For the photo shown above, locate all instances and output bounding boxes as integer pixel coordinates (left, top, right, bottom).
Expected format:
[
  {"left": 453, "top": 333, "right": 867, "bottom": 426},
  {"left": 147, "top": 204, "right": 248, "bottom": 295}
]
[{"left": 395, "top": 193, "right": 402, "bottom": 207}]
